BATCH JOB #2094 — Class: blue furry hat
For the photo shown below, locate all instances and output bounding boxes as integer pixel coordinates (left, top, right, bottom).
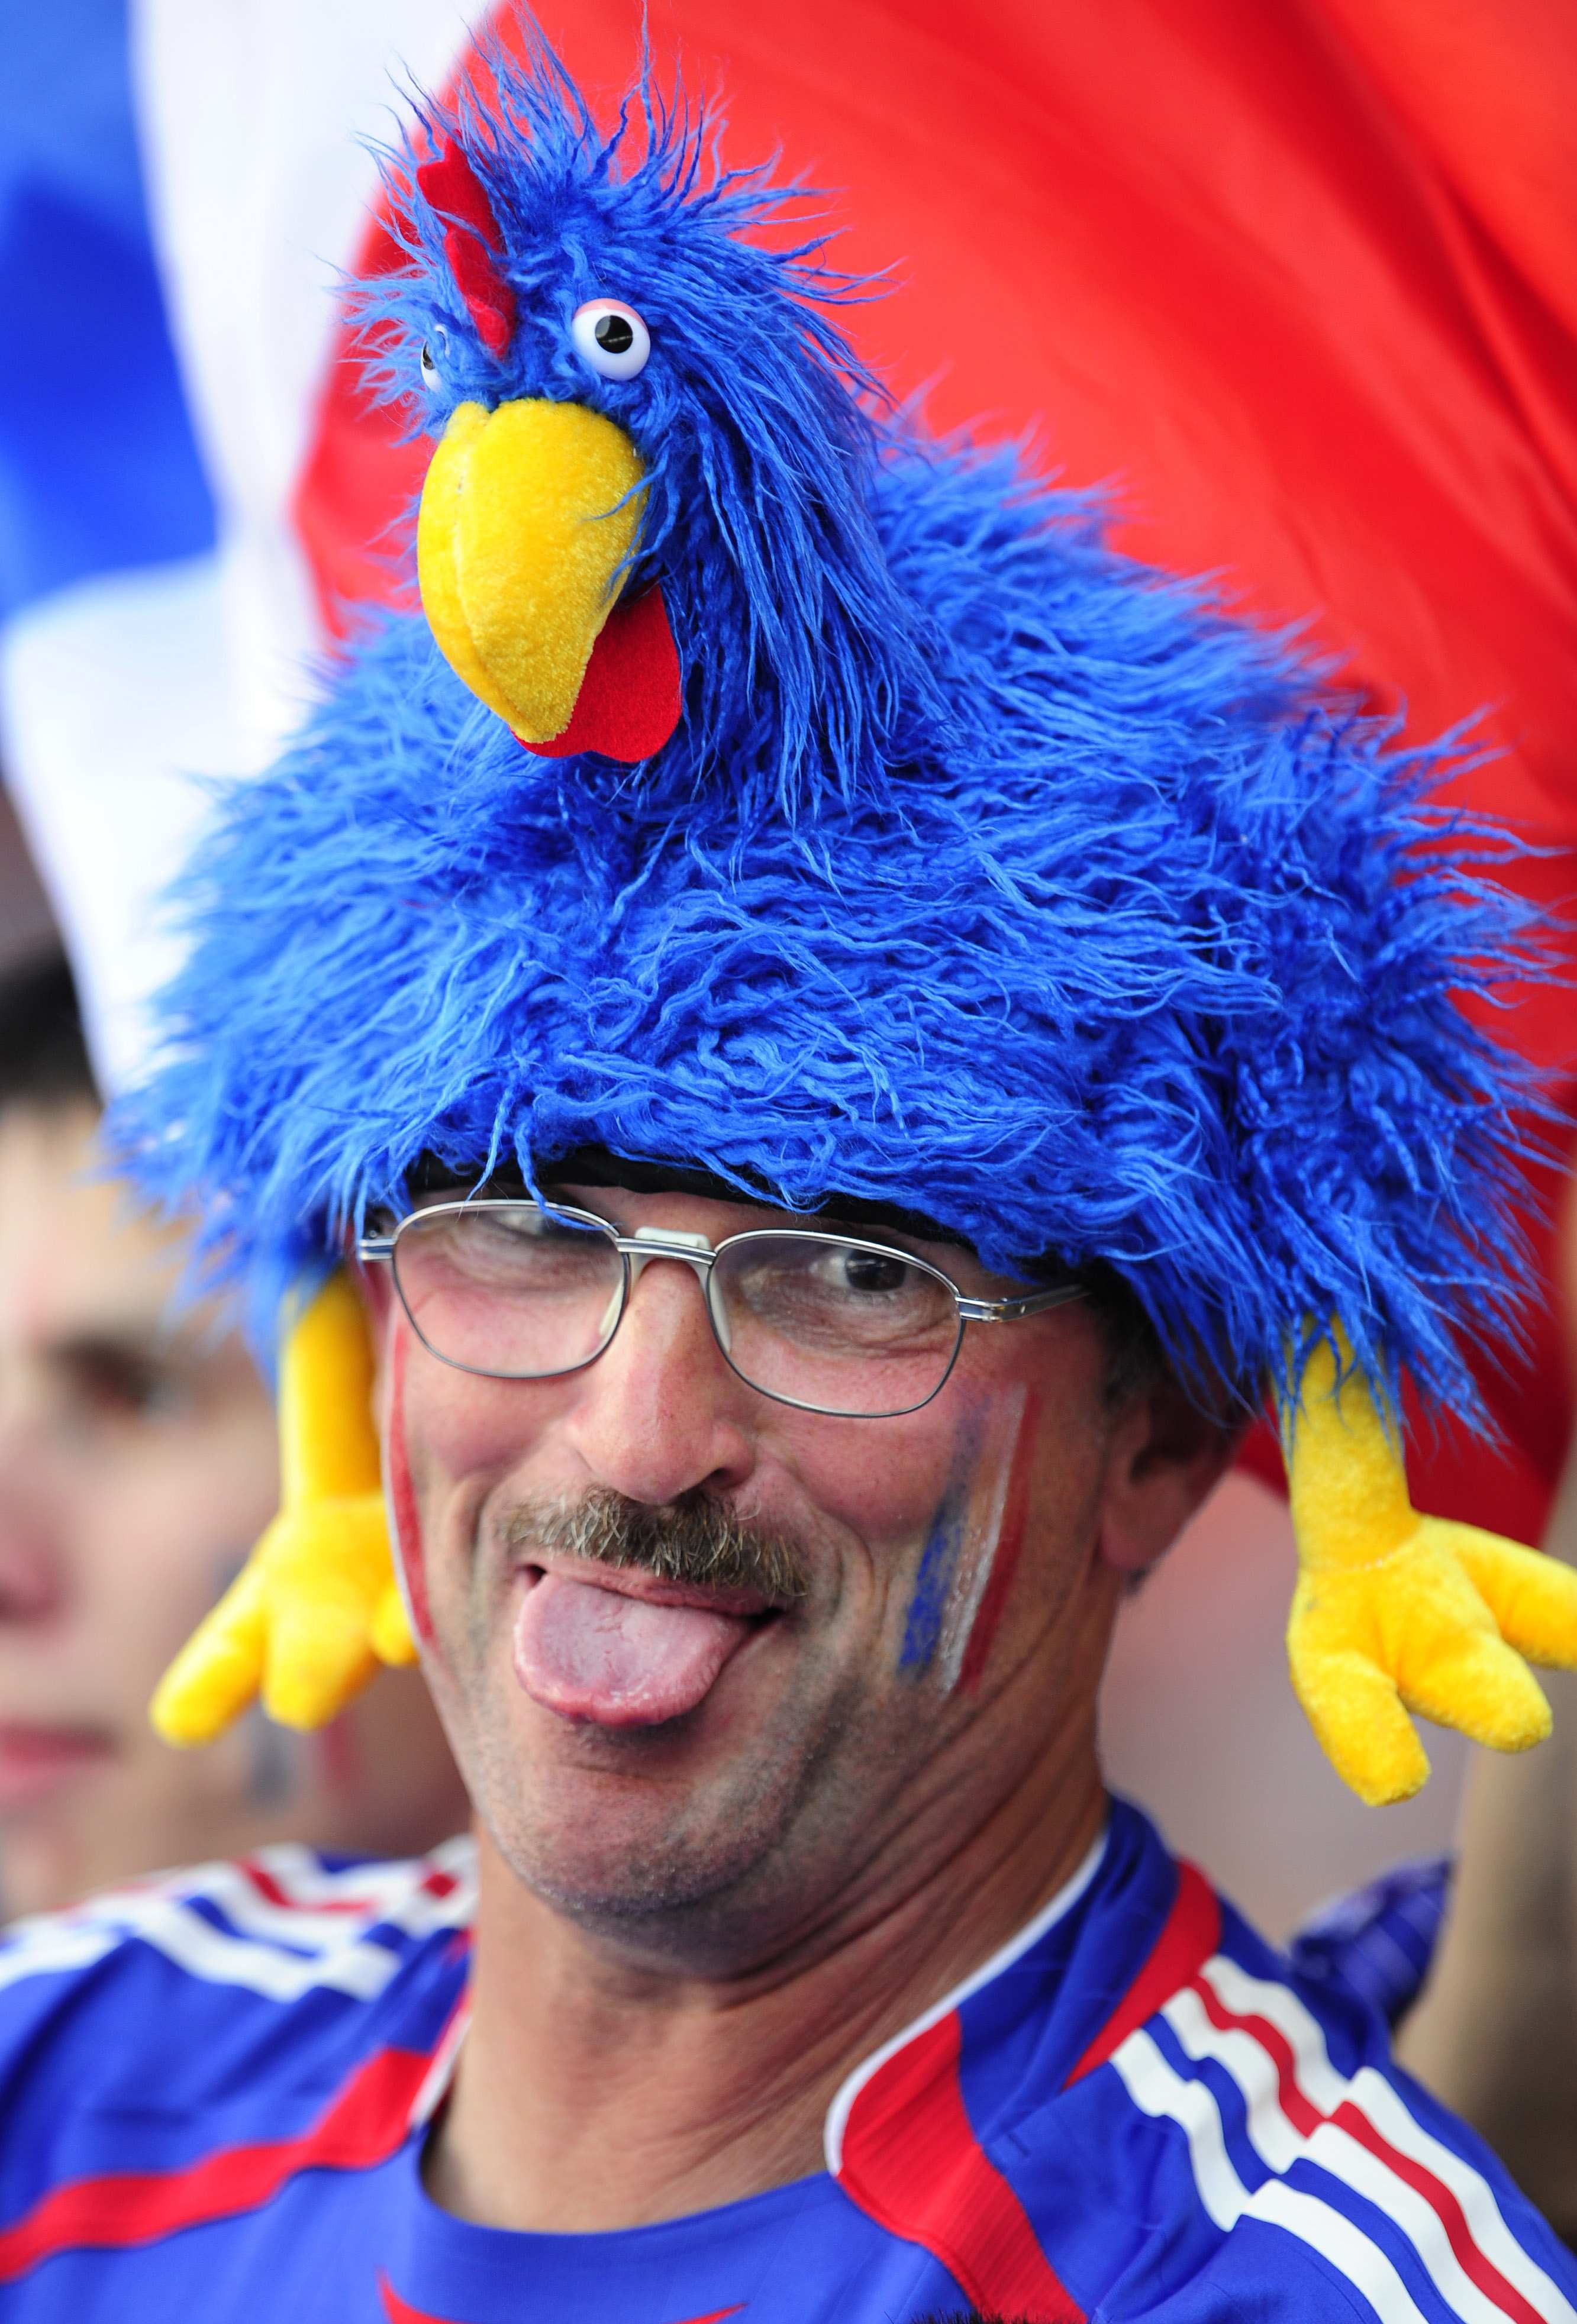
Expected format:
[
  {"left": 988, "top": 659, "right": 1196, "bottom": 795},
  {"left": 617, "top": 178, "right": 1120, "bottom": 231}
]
[{"left": 117, "top": 40, "right": 1541, "bottom": 1416}]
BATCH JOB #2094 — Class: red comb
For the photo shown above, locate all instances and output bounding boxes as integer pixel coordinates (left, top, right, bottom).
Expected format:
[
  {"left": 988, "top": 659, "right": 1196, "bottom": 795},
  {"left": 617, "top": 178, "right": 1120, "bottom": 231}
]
[{"left": 415, "top": 144, "right": 516, "bottom": 359}]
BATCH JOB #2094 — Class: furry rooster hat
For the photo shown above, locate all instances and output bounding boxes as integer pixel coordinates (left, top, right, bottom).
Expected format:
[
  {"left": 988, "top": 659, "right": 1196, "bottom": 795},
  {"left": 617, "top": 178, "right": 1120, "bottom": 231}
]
[{"left": 119, "top": 41, "right": 1577, "bottom": 1807}]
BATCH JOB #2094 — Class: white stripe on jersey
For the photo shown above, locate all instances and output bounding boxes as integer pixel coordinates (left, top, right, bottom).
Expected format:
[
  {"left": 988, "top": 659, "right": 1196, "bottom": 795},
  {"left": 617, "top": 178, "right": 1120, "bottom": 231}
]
[
  {"left": 1112, "top": 2027, "right": 1434, "bottom": 2324},
  {"left": 1200, "top": 1954, "right": 1575, "bottom": 2324},
  {"left": 1165, "top": 1986, "right": 1508, "bottom": 2324},
  {"left": 0, "top": 1839, "right": 475, "bottom": 2007}
]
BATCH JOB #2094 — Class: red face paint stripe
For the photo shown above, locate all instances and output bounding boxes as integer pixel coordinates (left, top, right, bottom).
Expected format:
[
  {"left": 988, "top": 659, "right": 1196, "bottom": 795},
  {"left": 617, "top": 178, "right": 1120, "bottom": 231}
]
[
  {"left": 956, "top": 1387, "right": 1039, "bottom": 1694},
  {"left": 837, "top": 2010, "right": 1083, "bottom": 2323},
  {"left": 1064, "top": 1861, "right": 1220, "bottom": 2086},
  {"left": 387, "top": 1328, "right": 434, "bottom": 1648},
  {"left": 1189, "top": 1977, "right": 1544, "bottom": 2324},
  {"left": 0, "top": 2045, "right": 433, "bottom": 2283}
]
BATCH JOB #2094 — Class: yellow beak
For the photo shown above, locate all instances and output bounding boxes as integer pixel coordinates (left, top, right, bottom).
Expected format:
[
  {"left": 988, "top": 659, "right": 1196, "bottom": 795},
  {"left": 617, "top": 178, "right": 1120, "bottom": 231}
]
[{"left": 417, "top": 398, "right": 649, "bottom": 744}]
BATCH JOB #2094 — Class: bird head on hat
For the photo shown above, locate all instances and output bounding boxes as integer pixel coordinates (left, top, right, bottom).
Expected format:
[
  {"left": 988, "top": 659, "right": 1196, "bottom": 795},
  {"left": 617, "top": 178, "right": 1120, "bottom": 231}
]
[{"left": 117, "top": 36, "right": 1577, "bottom": 1805}]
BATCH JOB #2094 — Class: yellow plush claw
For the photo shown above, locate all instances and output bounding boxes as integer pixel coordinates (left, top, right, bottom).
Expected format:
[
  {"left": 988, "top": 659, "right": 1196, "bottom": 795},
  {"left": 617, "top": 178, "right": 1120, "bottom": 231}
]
[
  {"left": 417, "top": 396, "right": 647, "bottom": 743},
  {"left": 1282, "top": 1328, "right": 1577, "bottom": 1804},
  {"left": 151, "top": 1273, "right": 415, "bottom": 1747}
]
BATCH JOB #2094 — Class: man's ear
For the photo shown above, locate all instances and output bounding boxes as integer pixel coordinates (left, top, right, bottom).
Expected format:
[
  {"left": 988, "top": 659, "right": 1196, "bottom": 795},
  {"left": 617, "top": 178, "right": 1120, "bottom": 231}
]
[{"left": 1097, "top": 1369, "right": 1237, "bottom": 1579}]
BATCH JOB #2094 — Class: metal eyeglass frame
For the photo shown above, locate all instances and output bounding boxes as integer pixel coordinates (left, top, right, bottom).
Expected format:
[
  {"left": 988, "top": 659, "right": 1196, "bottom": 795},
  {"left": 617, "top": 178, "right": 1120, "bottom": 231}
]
[{"left": 357, "top": 1196, "right": 1083, "bottom": 1419}]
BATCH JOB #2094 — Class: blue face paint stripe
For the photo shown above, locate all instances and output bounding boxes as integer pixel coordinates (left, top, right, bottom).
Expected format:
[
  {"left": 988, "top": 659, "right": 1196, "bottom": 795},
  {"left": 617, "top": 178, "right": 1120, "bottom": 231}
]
[{"left": 899, "top": 1414, "right": 982, "bottom": 1674}]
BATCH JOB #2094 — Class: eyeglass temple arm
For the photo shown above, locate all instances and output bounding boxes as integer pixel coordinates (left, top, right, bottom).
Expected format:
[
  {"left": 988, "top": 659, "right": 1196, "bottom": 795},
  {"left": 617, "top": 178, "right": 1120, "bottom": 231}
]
[{"left": 956, "top": 1285, "right": 1083, "bottom": 1323}]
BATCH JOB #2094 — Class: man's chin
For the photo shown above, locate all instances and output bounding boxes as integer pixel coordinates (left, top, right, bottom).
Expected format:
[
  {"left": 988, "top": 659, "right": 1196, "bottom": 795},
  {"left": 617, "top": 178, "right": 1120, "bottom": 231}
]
[{"left": 473, "top": 1702, "right": 818, "bottom": 1938}]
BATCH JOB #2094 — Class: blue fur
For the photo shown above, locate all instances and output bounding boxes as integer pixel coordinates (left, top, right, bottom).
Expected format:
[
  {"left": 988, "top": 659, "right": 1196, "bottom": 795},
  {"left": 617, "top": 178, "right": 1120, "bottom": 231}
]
[{"left": 115, "top": 44, "right": 1547, "bottom": 1417}]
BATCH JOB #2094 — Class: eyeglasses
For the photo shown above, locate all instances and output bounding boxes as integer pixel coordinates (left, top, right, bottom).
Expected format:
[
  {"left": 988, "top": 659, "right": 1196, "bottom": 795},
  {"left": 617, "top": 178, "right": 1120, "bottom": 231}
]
[{"left": 357, "top": 1198, "right": 1081, "bottom": 1419}]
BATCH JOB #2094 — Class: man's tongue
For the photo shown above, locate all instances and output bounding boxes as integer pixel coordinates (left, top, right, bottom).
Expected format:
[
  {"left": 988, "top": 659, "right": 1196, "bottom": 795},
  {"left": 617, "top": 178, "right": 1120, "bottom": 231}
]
[{"left": 512, "top": 1573, "right": 752, "bottom": 1726}]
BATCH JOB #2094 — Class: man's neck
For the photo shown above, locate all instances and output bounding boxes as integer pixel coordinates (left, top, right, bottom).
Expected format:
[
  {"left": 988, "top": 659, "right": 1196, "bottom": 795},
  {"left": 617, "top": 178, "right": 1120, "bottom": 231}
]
[{"left": 424, "top": 1747, "right": 1105, "bottom": 2235}]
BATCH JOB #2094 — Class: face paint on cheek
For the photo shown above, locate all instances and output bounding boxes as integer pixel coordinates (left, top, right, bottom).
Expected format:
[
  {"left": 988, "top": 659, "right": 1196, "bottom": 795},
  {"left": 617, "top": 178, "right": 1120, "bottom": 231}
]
[
  {"left": 896, "top": 1384, "right": 1034, "bottom": 1693},
  {"left": 954, "top": 1386, "right": 1037, "bottom": 1693},
  {"left": 385, "top": 1324, "right": 436, "bottom": 1650}
]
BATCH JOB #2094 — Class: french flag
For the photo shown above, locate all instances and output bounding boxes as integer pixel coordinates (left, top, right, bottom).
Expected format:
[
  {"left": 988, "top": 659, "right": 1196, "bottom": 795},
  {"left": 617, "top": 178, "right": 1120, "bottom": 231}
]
[{"left": 0, "top": 0, "right": 486, "bottom": 1092}]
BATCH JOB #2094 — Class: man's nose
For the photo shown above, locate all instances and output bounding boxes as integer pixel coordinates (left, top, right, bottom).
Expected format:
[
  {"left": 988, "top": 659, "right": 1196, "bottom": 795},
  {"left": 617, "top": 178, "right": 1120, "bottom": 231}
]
[{"left": 562, "top": 1250, "right": 754, "bottom": 1505}]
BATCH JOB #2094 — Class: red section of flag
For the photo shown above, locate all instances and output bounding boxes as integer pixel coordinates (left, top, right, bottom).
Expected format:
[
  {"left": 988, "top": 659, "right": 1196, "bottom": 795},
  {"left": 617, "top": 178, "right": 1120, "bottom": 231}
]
[
  {"left": 1065, "top": 1861, "right": 1221, "bottom": 2087},
  {"left": 0, "top": 2045, "right": 433, "bottom": 2284},
  {"left": 837, "top": 2011, "right": 1083, "bottom": 2322}
]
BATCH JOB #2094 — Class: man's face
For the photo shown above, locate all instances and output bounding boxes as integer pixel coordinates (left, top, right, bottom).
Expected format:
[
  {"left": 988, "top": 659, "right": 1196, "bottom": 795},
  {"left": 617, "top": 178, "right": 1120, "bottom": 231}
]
[
  {"left": 0, "top": 1100, "right": 465, "bottom": 1915},
  {"left": 374, "top": 1183, "right": 1221, "bottom": 1970}
]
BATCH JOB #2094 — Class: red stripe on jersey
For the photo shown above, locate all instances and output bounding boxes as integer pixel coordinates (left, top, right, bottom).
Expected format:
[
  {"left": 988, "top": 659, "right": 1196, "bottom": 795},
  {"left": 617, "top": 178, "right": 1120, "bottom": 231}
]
[
  {"left": 380, "top": 2278, "right": 447, "bottom": 2323},
  {"left": 0, "top": 2042, "right": 433, "bottom": 2283},
  {"left": 235, "top": 1857, "right": 460, "bottom": 1919},
  {"left": 1191, "top": 1976, "right": 1544, "bottom": 2324},
  {"left": 237, "top": 1858, "right": 370, "bottom": 1915},
  {"left": 1064, "top": 1861, "right": 1220, "bottom": 2086},
  {"left": 379, "top": 2280, "right": 743, "bottom": 2324},
  {"left": 837, "top": 2009, "right": 1082, "bottom": 2322}
]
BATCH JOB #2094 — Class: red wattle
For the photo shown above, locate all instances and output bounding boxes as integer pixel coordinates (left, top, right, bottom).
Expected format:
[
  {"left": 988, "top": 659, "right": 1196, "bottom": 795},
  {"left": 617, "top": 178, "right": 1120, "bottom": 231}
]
[{"left": 521, "top": 586, "right": 681, "bottom": 764}]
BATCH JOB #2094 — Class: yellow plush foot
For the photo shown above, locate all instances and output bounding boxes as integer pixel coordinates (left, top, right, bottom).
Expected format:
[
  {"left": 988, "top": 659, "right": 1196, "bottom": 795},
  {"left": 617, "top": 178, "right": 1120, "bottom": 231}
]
[
  {"left": 1282, "top": 1328, "right": 1577, "bottom": 1805},
  {"left": 151, "top": 1271, "right": 415, "bottom": 1747}
]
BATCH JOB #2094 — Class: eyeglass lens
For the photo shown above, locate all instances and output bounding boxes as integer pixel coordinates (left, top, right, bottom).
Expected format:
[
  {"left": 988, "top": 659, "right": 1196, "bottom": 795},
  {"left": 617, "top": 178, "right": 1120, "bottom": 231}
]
[{"left": 389, "top": 1204, "right": 965, "bottom": 1416}]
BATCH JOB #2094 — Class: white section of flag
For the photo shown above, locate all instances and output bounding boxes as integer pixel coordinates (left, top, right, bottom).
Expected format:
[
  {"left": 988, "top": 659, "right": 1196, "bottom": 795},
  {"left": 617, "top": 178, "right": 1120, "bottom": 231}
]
[{"left": 0, "top": 554, "right": 238, "bottom": 1093}]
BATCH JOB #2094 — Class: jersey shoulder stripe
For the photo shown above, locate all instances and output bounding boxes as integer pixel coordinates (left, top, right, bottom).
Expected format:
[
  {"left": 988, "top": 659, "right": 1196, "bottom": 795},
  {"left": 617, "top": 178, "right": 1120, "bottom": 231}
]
[
  {"left": 0, "top": 1836, "right": 475, "bottom": 2009},
  {"left": 834, "top": 1846, "right": 1220, "bottom": 2323},
  {"left": 1110, "top": 1924, "right": 1576, "bottom": 2324},
  {"left": 0, "top": 2031, "right": 441, "bottom": 2284}
]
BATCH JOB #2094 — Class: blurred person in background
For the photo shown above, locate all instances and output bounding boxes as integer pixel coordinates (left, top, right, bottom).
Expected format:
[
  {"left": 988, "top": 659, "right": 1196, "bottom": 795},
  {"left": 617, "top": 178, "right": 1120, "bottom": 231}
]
[{"left": 0, "top": 947, "right": 467, "bottom": 1916}]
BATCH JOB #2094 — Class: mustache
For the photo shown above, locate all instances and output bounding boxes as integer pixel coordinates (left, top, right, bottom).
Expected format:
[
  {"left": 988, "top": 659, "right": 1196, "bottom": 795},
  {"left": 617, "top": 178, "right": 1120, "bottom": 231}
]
[{"left": 501, "top": 1489, "right": 811, "bottom": 1606}]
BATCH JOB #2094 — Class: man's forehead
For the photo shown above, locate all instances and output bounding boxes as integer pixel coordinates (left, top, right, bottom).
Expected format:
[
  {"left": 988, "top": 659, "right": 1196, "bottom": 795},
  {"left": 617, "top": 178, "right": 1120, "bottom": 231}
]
[{"left": 409, "top": 1146, "right": 980, "bottom": 1254}]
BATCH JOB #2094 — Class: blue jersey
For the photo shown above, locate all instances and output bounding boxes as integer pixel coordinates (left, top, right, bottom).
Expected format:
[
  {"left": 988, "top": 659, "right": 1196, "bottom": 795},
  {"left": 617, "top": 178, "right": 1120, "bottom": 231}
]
[
  {"left": 1291, "top": 1858, "right": 1454, "bottom": 2031},
  {"left": 0, "top": 1800, "right": 1565, "bottom": 2323}
]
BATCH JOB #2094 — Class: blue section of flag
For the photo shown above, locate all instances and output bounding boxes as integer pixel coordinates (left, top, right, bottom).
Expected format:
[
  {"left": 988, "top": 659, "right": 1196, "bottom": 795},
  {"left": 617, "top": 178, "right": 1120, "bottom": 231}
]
[{"left": 0, "top": 0, "right": 215, "bottom": 622}]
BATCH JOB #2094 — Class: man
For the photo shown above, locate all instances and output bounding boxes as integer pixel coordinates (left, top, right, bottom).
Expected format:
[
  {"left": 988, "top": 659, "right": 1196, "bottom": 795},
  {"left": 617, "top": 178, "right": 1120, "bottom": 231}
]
[
  {"left": 0, "top": 46, "right": 1572, "bottom": 2323},
  {"left": 0, "top": 949, "right": 467, "bottom": 1913}
]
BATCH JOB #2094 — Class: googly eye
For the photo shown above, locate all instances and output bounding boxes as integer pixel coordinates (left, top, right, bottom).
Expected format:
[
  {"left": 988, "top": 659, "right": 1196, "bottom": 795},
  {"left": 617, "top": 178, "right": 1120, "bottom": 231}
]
[
  {"left": 570, "top": 298, "right": 650, "bottom": 382},
  {"left": 419, "top": 328, "right": 448, "bottom": 390}
]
